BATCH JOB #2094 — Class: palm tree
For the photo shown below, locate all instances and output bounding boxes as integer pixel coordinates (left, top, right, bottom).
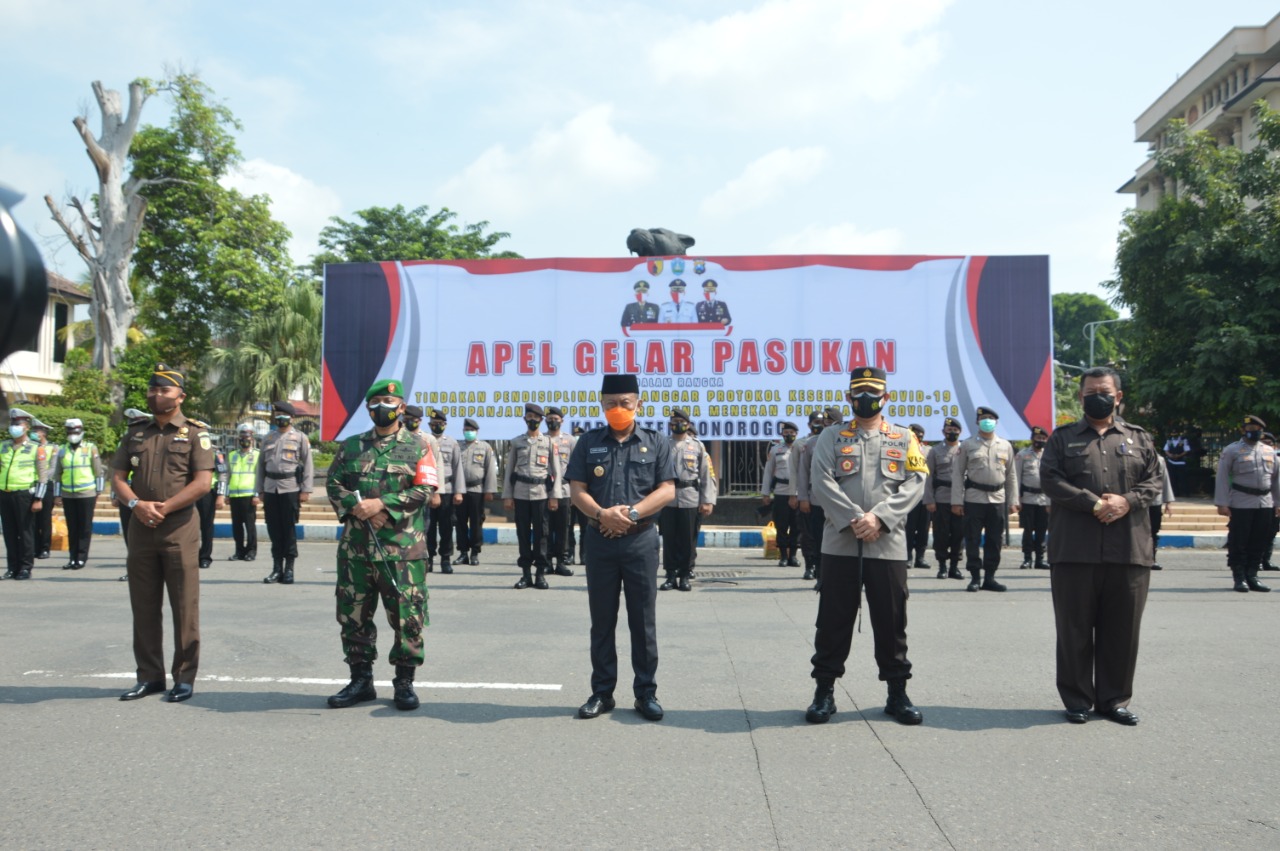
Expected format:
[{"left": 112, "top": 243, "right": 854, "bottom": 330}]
[{"left": 205, "top": 281, "right": 322, "bottom": 420}]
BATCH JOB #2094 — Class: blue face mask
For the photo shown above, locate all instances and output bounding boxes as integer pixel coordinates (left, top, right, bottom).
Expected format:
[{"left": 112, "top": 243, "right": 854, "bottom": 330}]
[
  {"left": 8, "top": 424, "right": 25, "bottom": 439},
  {"left": 463, "top": 430, "right": 477, "bottom": 441},
  {"left": 978, "top": 418, "right": 997, "bottom": 434}
]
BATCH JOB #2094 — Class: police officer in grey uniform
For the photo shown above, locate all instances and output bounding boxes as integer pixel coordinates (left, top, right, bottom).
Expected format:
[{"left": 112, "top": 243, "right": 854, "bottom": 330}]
[
  {"left": 256, "top": 401, "right": 314, "bottom": 585},
  {"left": 424, "top": 408, "right": 465, "bottom": 574},
  {"left": 503, "top": 403, "right": 563, "bottom": 589},
  {"left": 567, "top": 374, "right": 675, "bottom": 721},
  {"left": 545, "top": 407, "right": 577, "bottom": 576},
  {"left": 1215, "top": 415, "right": 1279, "bottom": 593},
  {"left": 790, "top": 410, "right": 827, "bottom": 581},
  {"left": 951, "top": 406, "right": 1018, "bottom": 592},
  {"left": 904, "top": 423, "right": 931, "bottom": 568},
  {"left": 762, "top": 422, "right": 800, "bottom": 568},
  {"left": 194, "top": 432, "right": 228, "bottom": 569},
  {"left": 455, "top": 418, "right": 497, "bottom": 565},
  {"left": 925, "top": 416, "right": 965, "bottom": 580},
  {"left": 659, "top": 407, "right": 716, "bottom": 591},
  {"left": 1016, "top": 426, "right": 1051, "bottom": 569},
  {"left": 805, "top": 366, "right": 927, "bottom": 726}
]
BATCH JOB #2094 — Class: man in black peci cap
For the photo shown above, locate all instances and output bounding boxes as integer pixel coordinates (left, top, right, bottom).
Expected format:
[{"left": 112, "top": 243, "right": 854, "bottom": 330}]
[{"left": 567, "top": 374, "right": 674, "bottom": 721}]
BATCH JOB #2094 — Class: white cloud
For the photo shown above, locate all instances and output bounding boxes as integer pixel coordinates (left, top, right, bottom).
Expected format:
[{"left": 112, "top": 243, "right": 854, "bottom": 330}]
[
  {"left": 767, "top": 222, "right": 905, "bottom": 254},
  {"left": 649, "top": 0, "right": 951, "bottom": 121},
  {"left": 436, "top": 104, "right": 658, "bottom": 217},
  {"left": 221, "top": 158, "right": 342, "bottom": 265},
  {"left": 700, "top": 146, "right": 827, "bottom": 217}
]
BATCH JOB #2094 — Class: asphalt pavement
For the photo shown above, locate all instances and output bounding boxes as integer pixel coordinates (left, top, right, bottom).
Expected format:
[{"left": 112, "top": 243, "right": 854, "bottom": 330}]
[{"left": 1, "top": 539, "right": 1277, "bottom": 850}]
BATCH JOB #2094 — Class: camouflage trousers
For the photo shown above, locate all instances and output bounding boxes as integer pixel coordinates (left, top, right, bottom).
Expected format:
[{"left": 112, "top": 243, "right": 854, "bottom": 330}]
[{"left": 335, "top": 553, "right": 429, "bottom": 667}]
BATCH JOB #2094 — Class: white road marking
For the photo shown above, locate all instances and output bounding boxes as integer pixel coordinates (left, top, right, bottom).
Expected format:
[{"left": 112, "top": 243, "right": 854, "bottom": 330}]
[{"left": 23, "top": 671, "right": 561, "bottom": 690}]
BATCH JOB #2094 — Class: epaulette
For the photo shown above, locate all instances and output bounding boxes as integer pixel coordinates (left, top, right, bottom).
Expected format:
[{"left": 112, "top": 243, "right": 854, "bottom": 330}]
[{"left": 187, "top": 418, "right": 210, "bottom": 430}]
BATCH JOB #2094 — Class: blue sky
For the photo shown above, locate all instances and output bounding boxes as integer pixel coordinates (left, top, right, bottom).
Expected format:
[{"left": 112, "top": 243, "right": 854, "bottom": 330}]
[{"left": 3, "top": 1, "right": 1277, "bottom": 304}]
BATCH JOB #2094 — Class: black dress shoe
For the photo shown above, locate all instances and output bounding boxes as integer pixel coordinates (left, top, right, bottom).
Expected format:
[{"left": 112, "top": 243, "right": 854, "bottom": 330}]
[
  {"left": 1099, "top": 706, "right": 1139, "bottom": 726},
  {"left": 966, "top": 576, "right": 981, "bottom": 592},
  {"left": 1263, "top": 563, "right": 1280, "bottom": 572},
  {"left": 163, "top": 683, "right": 194, "bottom": 703},
  {"left": 1247, "top": 578, "right": 1271, "bottom": 592},
  {"left": 198, "top": 559, "right": 212, "bottom": 570},
  {"left": 441, "top": 563, "right": 454, "bottom": 574},
  {"left": 948, "top": 566, "right": 964, "bottom": 580},
  {"left": 513, "top": 576, "right": 532, "bottom": 589},
  {"left": 1064, "top": 708, "right": 1089, "bottom": 724},
  {"left": 453, "top": 553, "right": 469, "bottom": 565},
  {"left": 0, "top": 569, "right": 12, "bottom": 580},
  {"left": 634, "top": 696, "right": 664, "bottom": 721},
  {"left": 70, "top": 561, "right": 85, "bottom": 570},
  {"left": 469, "top": 553, "right": 480, "bottom": 566},
  {"left": 15, "top": 569, "right": 30, "bottom": 580},
  {"left": 802, "top": 568, "right": 814, "bottom": 581},
  {"left": 914, "top": 558, "right": 928, "bottom": 569},
  {"left": 228, "top": 553, "right": 244, "bottom": 561},
  {"left": 577, "top": 694, "right": 616, "bottom": 719},
  {"left": 659, "top": 576, "right": 675, "bottom": 591},
  {"left": 120, "top": 680, "right": 166, "bottom": 701},
  {"left": 787, "top": 557, "right": 800, "bottom": 567},
  {"left": 533, "top": 575, "right": 550, "bottom": 590},
  {"left": 62, "top": 561, "right": 75, "bottom": 570},
  {"left": 118, "top": 574, "right": 128, "bottom": 582},
  {"left": 778, "top": 558, "right": 786, "bottom": 567},
  {"left": 981, "top": 576, "right": 1007, "bottom": 592},
  {"left": 36, "top": 550, "right": 50, "bottom": 559},
  {"left": 1150, "top": 563, "right": 1163, "bottom": 570},
  {"left": 245, "top": 552, "right": 256, "bottom": 562},
  {"left": 1020, "top": 557, "right": 1033, "bottom": 569},
  {"left": 553, "top": 564, "right": 574, "bottom": 577},
  {"left": 677, "top": 576, "right": 691, "bottom": 591}
]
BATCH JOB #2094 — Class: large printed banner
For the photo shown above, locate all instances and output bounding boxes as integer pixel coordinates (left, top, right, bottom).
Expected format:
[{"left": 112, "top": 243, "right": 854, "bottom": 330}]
[{"left": 322, "top": 255, "right": 1052, "bottom": 442}]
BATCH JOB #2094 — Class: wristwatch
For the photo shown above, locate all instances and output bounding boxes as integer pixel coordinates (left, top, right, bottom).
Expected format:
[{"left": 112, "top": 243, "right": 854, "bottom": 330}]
[
  {"left": 628, "top": 507, "right": 641, "bottom": 524},
  {"left": 127, "top": 498, "right": 139, "bottom": 510}
]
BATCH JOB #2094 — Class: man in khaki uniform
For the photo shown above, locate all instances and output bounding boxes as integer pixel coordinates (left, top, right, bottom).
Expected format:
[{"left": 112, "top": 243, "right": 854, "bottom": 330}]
[
  {"left": 455, "top": 418, "right": 497, "bottom": 566},
  {"left": 112, "top": 364, "right": 214, "bottom": 703},
  {"left": 503, "top": 403, "right": 562, "bottom": 589},
  {"left": 659, "top": 407, "right": 716, "bottom": 591},
  {"left": 256, "top": 401, "right": 314, "bottom": 585},
  {"left": 950, "top": 406, "right": 1018, "bottom": 592},
  {"left": 1016, "top": 426, "right": 1051, "bottom": 569},
  {"left": 762, "top": 422, "right": 800, "bottom": 568},
  {"left": 924, "top": 416, "right": 965, "bottom": 580},
  {"left": 545, "top": 407, "right": 577, "bottom": 576}
]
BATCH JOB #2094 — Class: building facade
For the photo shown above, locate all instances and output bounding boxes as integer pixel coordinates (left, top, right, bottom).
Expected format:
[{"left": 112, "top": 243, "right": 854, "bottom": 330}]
[{"left": 0, "top": 272, "right": 90, "bottom": 401}]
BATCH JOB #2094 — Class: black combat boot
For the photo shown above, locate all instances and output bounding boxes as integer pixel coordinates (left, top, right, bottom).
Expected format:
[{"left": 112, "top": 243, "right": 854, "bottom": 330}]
[
  {"left": 885, "top": 679, "right": 923, "bottom": 725},
  {"left": 263, "top": 558, "right": 282, "bottom": 584},
  {"left": 802, "top": 565, "right": 814, "bottom": 581},
  {"left": 453, "top": 552, "right": 469, "bottom": 565},
  {"left": 1246, "top": 568, "right": 1271, "bottom": 593},
  {"left": 514, "top": 571, "right": 532, "bottom": 589},
  {"left": 327, "top": 662, "right": 376, "bottom": 708},
  {"left": 426, "top": 556, "right": 434, "bottom": 573},
  {"left": 677, "top": 573, "right": 691, "bottom": 592},
  {"left": 948, "top": 561, "right": 963, "bottom": 580},
  {"left": 533, "top": 569, "right": 550, "bottom": 590},
  {"left": 281, "top": 557, "right": 295, "bottom": 585},
  {"left": 981, "top": 568, "right": 1007, "bottom": 592},
  {"left": 936, "top": 563, "right": 947, "bottom": 579},
  {"left": 392, "top": 665, "right": 420, "bottom": 710},
  {"left": 1035, "top": 549, "right": 1049, "bottom": 569},
  {"left": 440, "top": 556, "right": 454, "bottom": 574},
  {"left": 1020, "top": 553, "right": 1033, "bottom": 569},
  {"left": 966, "top": 569, "right": 982, "bottom": 592},
  {"left": 659, "top": 574, "right": 675, "bottom": 591},
  {"left": 1232, "top": 567, "right": 1249, "bottom": 593},
  {"left": 805, "top": 678, "right": 837, "bottom": 724}
]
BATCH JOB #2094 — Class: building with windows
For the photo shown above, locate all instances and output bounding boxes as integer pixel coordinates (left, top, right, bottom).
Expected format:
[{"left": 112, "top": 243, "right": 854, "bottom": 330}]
[
  {"left": 0, "top": 271, "right": 90, "bottom": 401},
  {"left": 1120, "top": 12, "right": 1280, "bottom": 209}
]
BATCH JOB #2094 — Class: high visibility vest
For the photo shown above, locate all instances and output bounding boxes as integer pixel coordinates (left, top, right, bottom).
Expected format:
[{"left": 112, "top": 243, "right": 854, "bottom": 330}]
[
  {"left": 229, "top": 448, "right": 259, "bottom": 497},
  {"left": 0, "top": 440, "right": 40, "bottom": 491},
  {"left": 59, "top": 443, "right": 98, "bottom": 494}
]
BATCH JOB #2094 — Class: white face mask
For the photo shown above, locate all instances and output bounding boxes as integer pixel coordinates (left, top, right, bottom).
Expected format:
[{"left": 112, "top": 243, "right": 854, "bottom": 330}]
[{"left": 68, "top": 433, "right": 83, "bottom": 444}]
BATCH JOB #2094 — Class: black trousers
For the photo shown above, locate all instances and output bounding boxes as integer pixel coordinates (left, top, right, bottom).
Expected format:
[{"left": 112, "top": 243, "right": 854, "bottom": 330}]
[
  {"left": 811, "top": 554, "right": 911, "bottom": 682},
  {"left": 0, "top": 490, "right": 35, "bottom": 572},
  {"left": 1167, "top": 463, "right": 1188, "bottom": 497},
  {"left": 262, "top": 491, "right": 300, "bottom": 560},
  {"left": 1227, "top": 507, "right": 1274, "bottom": 573},
  {"left": 119, "top": 504, "right": 132, "bottom": 545},
  {"left": 514, "top": 498, "right": 549, "bottom": 572},
  {"left": 1266, "top": 512, "right": 1279, "bottom": 566},
  {"left": 964, "top": 502, "right": 1006, "bottom": 573},
  {"left": 585, "top": 525, "right": 659, "bottom": 699},
  {"left": 1019, "top": 503, "right": 1049, "bottom": 554},
  {"left": 932, "top": 507, "right": 963, "bottom": 565},
  {"left": 229, "top": 497, "right": 257, "bottom": 557},
  {"left": 1148, "top": 505, "right": 1163, "bottom": 553},
  {"left": 547, "top": 498, "right": 573, "bottom": 564},
  {"left": 800, "top": 505, "right": 825, "bottom": 572},
  {"left": 427, "top": 498, "right": 456, "bottom": 558},
  {"left": 570, "top": 506, "right": 587, "bottom": 558},
  {"left": 659, "top": 505, "right": 698, "bottom": 577},
  {"left": 455, "top": 492, "right": 486, "bottom": 554},
  {"left": 905, "top": 503, "right": 930, "bottom": 560},
  {"left": 1051, "top": 562, "right": 1149, "bottom": 712},
  {"left": 62, "top": 496, "right": 97, "bottom": 563},
  {"left": 772, "top": 498, "right": 798, "bottom": 558},
  {"left": 195, "top": 490, "right": 216, "bottom": 562},
  {"left": 36, "top": 492, "right": 53, "bottom": 553}
]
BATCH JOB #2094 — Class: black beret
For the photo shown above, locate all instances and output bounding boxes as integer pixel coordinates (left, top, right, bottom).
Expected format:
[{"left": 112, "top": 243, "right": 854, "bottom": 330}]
[
  {"left": 848, "top": 367, "right": 886, "bottom": 390},
  {"left": 670, "top": 407, "right": 690, "bottom": 421},
  {"left": 976, "top": 406, "right": 999, "bottom": 420},
  {"left": 909, "top": 423, "right": 925, "bottom": 435},
  {"left": 1031, "top": 425, "right": 1049, "bottom": 438},
  {"left": 428, "top": 408, "right": 447, "bottom": 421},
  {"left": 601, "top": 374, "right": 640, "bottom": 394},
  {"left": 463, "top": 418, "right": 479, "bottom": 430},
  {"left": 524, "top": 403, "right": 544, "bottom": 417},
  {"left": 1244, "top": 415, "right": 1266, "bottom": 429},
  {"left": 403, "top": 405, "right": 424, "bottom": 419},
  {"left": 943, "top": 417, "right": 962, "bottom": 429},
  {"left": 571, "top": 425, "right": 585, "bottom": 435},
  {"left": 780, "top": 421, "right": 799, "bottom": 431},
  {"left": 808, "top": 409, "right": 824, "bottom": 423},
  {"left": 150, "top": 363, "right": 185, "bottom": 390},
  {"left": 545, "top": 407, "right": 563, "bottom": 417},
  {"left": 272, "top": 400, "right": 296, "bottom": 417},
  {"left": 824, "top": 406, "right": 844, "bottom": 422}
]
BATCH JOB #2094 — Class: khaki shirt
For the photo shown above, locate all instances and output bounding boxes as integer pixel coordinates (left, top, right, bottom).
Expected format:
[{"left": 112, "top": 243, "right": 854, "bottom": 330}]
[
  {"left": 503, "top": 432, "right": 562, "bottom": 500},
  {"left": 1215, "top": 439, "right": 1280, "bottom": 509},
  {"left": 111, "top": 412, "right": 215, "bottom": 527},
  {"left": 762, "top": 441, "right": 796, "bottom": 496},
  {"left": 670, "top": 434, "right": 717, "bottom": 509},
  {"left": 923, "top": 440, "right": 961, "bottom": 506},
  {"left": 255, "top": 427, "right": 314, "bottom": 494},
  {"left": 951, "top": 435, "right": 1017, "bottom": 506},
  {"left": 1041, "top": 417, "right": 1162, "bottom": 566},
  {"left": 429, "top": 432, "right": 466, "bottom": 495},
  {"left": 810, "top": 420, "right": 927, "bottom": 559},
  {"left": 1015, "top": 447, "right": 1050, "bottom": 507},
  {"left": 461, "top": 439, "right": 498, "bottom": 493},
  {"left": 547, "top": 433, "right": 578, "bottom": 499},
  {"left": 791, "top": 432, "right": 820, "bottom": 502}
]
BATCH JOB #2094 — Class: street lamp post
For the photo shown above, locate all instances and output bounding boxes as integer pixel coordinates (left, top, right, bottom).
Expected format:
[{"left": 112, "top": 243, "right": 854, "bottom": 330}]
[{"left": 1083, "top": 318, "right": 1129, "bottom": 367}]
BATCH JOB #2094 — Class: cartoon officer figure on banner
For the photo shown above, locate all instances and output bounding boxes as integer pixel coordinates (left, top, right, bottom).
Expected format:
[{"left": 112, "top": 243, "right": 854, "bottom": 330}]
[
  {"left": 695, "top": 279, "right": 731, "bottom": 327},
  {"left": 621, "top": 281, "right": 660, "bottom": 329},
  {"left": 659, "top": 279, "right": 697, "bottom": 324}
]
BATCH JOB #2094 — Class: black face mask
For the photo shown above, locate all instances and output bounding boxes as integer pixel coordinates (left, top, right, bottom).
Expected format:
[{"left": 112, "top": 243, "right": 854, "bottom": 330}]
[
  {"left": 525, "top": 419, "right": 541, "bottom": 432},
  {"left": 239, "top": 437, "right": 253, "bottom": 448},
  {"left": 1082, "top": 393, "right": 1116, "bottom": 420},
  {"left": 403, "top": 420, "right": 420, "bottom": 432},
  {"left": 369, "top": 404, "right": 399, "bottom": 428},
  {"left": 850, "top": 392, "right": 882, "bottom": 419},
  {"left": 1244, "top": 430, "right": 1262, "bottom": 443},
  {"left": 944, "top": 432, "right": 959, "bottom": 443},
  {"left": 1033, "top": 440, "right": 1047, "bottom": 450},
  {"left": 429, "top": 423, "right": 446, "bottom": 435},
  {"left": 670, "top": 422, "right": 688, "bottom": 434},
  {"left": 782, "top": 433, "right": 796, "bottom": 444},
  {"left": 274, "top": 417, "right": 291, "bottom": 429},
  {"left": 811, "top": 424, "right": 824, "bottom": 434},
  {"left": 546, "top": 419, "right": 562, "bottom": 432}
]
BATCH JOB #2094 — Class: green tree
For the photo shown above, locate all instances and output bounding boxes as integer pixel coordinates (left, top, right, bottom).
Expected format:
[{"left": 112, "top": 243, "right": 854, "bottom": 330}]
[
  {"left": 131, "top": 73, "right": 292, "bottom": 372},
  {"left": 47, "top": 348, "right": 113, "bottom": 418},
  {"left": 1109, "top": 100, "right": 1280, "bottom": 429},
  {"left": 307, "top": 204, "right": 520, "bottom": 282},
  {"left": 204, "top": 280, "right": 323, "bottom": 420},
  {"left": 1052, "top": 292, "right": 1125, "bottom": 368}
]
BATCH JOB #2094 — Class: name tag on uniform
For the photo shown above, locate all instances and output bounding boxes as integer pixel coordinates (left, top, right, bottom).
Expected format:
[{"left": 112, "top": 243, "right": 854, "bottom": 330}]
[{"left": 589, "top": 447, "right": 608, "bottom": 454}]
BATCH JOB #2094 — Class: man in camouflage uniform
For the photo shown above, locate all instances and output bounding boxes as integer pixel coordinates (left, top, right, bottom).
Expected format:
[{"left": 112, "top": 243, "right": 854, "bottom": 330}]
[{"left": 325, "top": 379, "right": 438, "bottom": 711}]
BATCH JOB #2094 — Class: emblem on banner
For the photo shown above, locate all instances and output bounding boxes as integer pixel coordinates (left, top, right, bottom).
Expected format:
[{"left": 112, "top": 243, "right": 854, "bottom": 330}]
[
  {"left": 694, "top": 259, "right": 706, "bottom": 275},
  {"left": 647, "top": 259, "right": 663, "bottom": 276},
  {"left": 671, "top": 259, "right": 685, "bottom": 275}
]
